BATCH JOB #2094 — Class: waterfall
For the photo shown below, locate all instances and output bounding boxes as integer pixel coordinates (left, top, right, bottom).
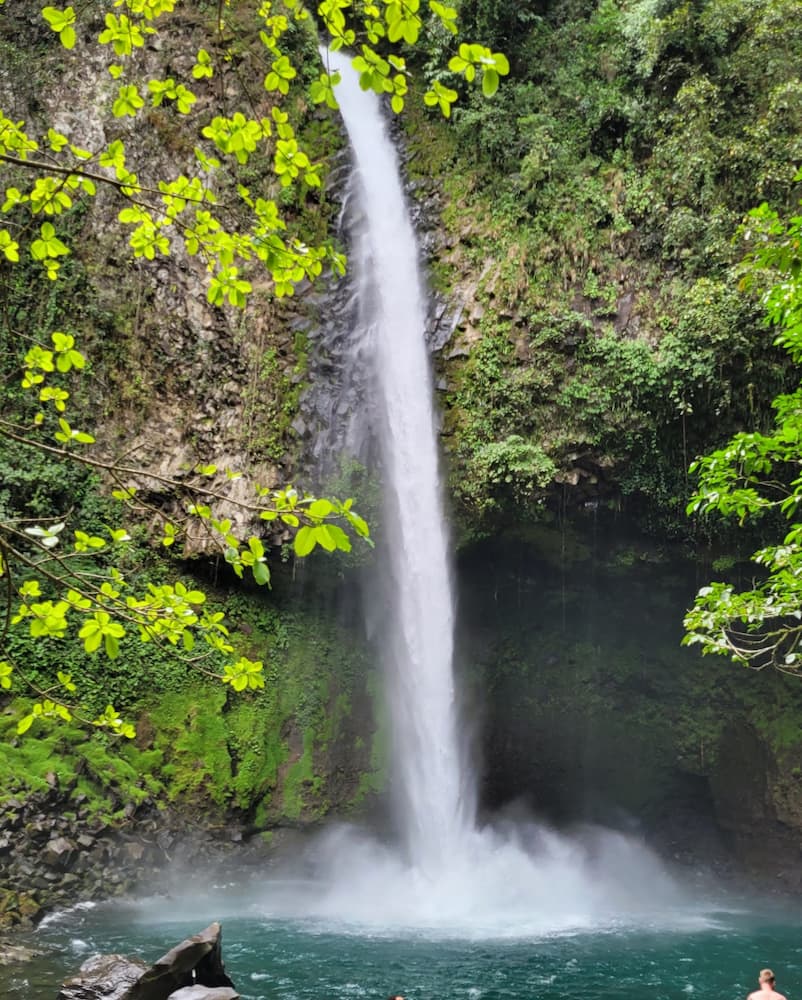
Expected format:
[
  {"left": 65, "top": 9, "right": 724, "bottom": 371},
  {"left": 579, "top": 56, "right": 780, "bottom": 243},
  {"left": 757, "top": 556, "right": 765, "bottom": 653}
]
[
  {"left": 243, "top": 52, "right": 693, "bottom": 935},
  {"left": 321, "top": 48, "right": 473, "bottom": 868}
]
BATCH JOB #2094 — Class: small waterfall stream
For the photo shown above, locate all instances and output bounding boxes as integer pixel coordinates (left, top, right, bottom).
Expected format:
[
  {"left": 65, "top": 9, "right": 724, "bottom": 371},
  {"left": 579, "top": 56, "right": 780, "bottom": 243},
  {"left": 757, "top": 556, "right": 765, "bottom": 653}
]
[{"left": 321, "top": 48, "right": 472, "bottom": 870}]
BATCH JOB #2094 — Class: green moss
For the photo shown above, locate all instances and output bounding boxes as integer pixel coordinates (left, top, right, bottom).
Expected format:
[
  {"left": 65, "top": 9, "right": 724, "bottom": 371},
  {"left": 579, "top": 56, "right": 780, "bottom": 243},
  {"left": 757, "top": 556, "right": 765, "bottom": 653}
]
[
  {"left": 351, "top": 669, "right": 388, "bottom": 807},
  {"left": 0, "top": 706, "right": 165, "bottom": 822},
  {"left": 283, "top": 730, "right": 320, "bottom": 820},
  {"left": 147, "top": 688, "right": 233, "bottom": 806}
]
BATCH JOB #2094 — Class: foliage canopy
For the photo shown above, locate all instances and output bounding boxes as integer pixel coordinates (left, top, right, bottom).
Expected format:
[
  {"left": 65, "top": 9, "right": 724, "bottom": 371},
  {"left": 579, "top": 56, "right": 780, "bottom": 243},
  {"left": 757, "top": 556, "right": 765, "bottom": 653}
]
[{"left": 684, "top": 178, "right": 802, "bottom": 673}]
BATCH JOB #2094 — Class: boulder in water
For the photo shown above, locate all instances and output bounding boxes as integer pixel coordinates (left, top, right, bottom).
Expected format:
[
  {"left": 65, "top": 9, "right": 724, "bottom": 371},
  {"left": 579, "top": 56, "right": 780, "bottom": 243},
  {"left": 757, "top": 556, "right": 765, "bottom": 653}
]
[{"left": 57, "top": 953, "right": 150, "bottom": 1000}]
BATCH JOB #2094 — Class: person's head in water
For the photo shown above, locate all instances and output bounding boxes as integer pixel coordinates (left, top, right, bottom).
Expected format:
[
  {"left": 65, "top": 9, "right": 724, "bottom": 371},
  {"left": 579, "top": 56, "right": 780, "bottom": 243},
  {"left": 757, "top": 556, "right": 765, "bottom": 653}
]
[
  {"left": 748, "top": 968, "right": 787, "bottom": 1000},
  {"left": 387, "top": 994, "right": 404, "bottom": 1000}
]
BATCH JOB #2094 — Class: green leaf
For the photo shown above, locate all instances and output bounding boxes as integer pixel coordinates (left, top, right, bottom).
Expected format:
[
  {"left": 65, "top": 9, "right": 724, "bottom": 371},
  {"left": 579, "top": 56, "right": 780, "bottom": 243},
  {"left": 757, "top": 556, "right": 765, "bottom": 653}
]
[
  {"left": 313, "top": 524, "right": 337, "bottom": 552},
  {"left": 83, "top": 627, "right": 103, "bottom": 653},
  {"left": 482, "top": 67, "right": 499, "bottom": 97},
  {"left": 307, "top": 498, "right": 334, "bottom": 519},
  {"left": 0, "top": 661, "right": 13, "bottom": 691},
  {"left": 325, "top": 524, "right": 352, "bottom": 552},
  {"left": 17, "top": 713, "right": 35, "bottom": 735},
  {"left": 294, "top": 525, "right": 317, "bottom": 557}
]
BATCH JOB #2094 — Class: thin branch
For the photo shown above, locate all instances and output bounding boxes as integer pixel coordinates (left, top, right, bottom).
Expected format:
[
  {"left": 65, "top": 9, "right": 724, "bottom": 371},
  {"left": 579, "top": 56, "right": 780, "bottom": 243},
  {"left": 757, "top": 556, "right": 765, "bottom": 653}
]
[{"left": 0, "top": 537, "right": 13, "bottom": 647}]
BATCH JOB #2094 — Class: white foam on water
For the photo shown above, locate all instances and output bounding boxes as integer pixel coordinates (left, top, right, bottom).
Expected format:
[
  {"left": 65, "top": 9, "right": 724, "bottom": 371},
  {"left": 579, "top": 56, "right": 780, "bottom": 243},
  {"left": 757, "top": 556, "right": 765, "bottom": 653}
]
[{"left": 37, "top": 900, "right": 97, "bottom": 929}]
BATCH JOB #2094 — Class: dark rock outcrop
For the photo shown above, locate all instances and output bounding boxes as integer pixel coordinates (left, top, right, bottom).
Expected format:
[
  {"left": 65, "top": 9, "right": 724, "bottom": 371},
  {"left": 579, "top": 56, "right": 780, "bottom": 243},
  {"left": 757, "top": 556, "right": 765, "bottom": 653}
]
[
  {"left": 58, "top": 923, "right": 237, "bottom": 1000},
  {"left": 130, "top": 923, "right": 235, "bottom": 1000}
]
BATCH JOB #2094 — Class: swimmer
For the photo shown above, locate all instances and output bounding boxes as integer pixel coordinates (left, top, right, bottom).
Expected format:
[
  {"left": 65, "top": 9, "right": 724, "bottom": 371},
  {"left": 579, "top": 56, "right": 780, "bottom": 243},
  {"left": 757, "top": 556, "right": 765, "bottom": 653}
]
[{"left": 748, "top": 968, "right": 787, "bottom": 1000}]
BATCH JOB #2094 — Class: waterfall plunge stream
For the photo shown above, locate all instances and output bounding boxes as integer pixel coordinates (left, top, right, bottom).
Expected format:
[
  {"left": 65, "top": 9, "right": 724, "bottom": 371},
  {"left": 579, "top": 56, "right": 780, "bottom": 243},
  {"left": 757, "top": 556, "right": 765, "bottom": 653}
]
[
  {"left": 323, "top": 49, "right": 472, "bottom": 871},
  {"left": 244, "top": 52, "right": 705, "bottom": 936}
]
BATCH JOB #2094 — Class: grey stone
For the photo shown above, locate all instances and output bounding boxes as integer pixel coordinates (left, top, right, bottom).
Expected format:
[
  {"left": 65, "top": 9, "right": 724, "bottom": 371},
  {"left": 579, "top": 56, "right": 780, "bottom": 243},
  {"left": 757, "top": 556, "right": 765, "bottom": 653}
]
[
  {"left": 0, "top": 943, "right": 43, "bottom": 966},
  {"left": 57, "top": 953, "right": 150, "bottom": 1000},
  {"left": 167, "top": 990, "right": 239, "bottom": 1000},
  {"left": 44, "top": 837, "right": 76, "bottom": 869}
]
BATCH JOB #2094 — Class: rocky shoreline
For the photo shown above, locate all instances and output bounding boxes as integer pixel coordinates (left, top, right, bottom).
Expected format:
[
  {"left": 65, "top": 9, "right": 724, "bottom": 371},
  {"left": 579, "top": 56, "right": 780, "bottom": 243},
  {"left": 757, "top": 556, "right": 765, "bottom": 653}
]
[{"left": 0, "top": 779, "right": 278, "bottom": 934}]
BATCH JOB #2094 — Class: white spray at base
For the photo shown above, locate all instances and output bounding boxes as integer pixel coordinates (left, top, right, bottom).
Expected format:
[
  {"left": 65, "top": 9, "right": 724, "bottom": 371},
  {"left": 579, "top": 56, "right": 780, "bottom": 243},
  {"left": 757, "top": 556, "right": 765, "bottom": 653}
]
[{"left": 258, "top": 52, "right": 700, "bottom": 937}]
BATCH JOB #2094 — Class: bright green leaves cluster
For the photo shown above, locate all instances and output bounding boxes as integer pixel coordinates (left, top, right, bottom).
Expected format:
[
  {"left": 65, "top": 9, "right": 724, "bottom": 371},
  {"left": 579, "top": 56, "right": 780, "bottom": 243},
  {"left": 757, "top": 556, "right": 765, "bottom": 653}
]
[
  {"left": 264, "top": 54, "right": 297, "bottom": 95},
  {"left": 79, "top": 611, "right": 126, "bottom": 658},
  {"left": 13, "top": 596, "right": 70, "bottom": 636},
  {"left": 29, "top": 176, "right": 70, "bottom": 214},
  {"left": 0, "top": 0, "right": 506, "bottom": 309},
  {"left": 430, "top": 1, "right": 457, "bottom": 34},
  {"left": 18, "top": 700, "right": 72, "bottom": 735},
  {"left": 202, "top": 114, "right": 267, "bottom": 166},
  {"left": 180, "top": 484, "right": 370, "bottom": 583},
  {"left": 351, "top": 48, "right": 408, "bottom": 111},
  {"left": 147, "top": 80, "right": 196, "bottom": 114},
  {"left": 92, "top": 705, "right": 135, "bottom": 739},
  {"left": 0, "top": 115, "right": 38, "bottom": 159},
  {"left": 193, "top": 49, "right": 214, "bottom": 80},
  {"left": 112, "top": 84, "right": 145, "bottom": 118},
  {"left": 207, "top": 267, "right": 252, "bottom": 307},
  {"left": 0, "top": 661, "right": 13, "bottom": 690},
  {"left": 42, "top": 6, "right": 77, "bottom": 49},
  {"left": 98, "top": 13, "right": 145, "bottom": 56},
  {"left": 0, "top": 228, "right": 19, "bottom": 261},
  {"left": 318, "top": 0, "right": 356, "bottom": 49},
  {"left": 222, "top": 656, "right": 265, "bottom": 692},
  {"left": 310, "top": 71, "right": 341, "bottom": 110},
  {"left": 30, "top": 222, "right": 70, "bottom": 278},
  {"left": 20, "top": 331, "right": 87, "bottom": 433},
  {"left": 685, "top": 192, "right": 802, "bottom": 673},
  {"left": 5, "top": 657, "right": 131, "bottom": 740},
  {"left": 50, "top": 331, "right": 85, "bottom": 370},
  {"left": 446, "top": 42, "right": 510, "bottom": 97},
  {"left": 74, "top": 530, "right": 106, "bottom": 552},
  {"left": 54, "top": 417, "right": 95, "bottom": 445},
  {"left": 384, "top": 0, "right": 422, "bottom": 45},
  {"left": 424, "top": 80, "right": 458, "bottom": 117},
  {"left": 274, "top": 138, "right": 310, "bottom": 186},
  {"left": 293, "top": 497, "right": 369, "bottom": 556}
]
